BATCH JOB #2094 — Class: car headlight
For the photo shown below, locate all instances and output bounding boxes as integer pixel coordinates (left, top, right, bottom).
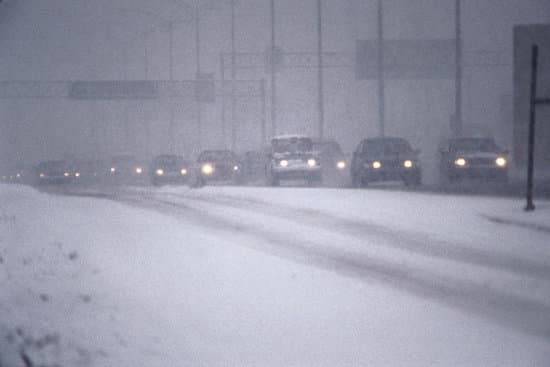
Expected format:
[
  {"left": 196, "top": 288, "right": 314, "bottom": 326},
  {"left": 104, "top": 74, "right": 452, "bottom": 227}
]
[
  {"left": 403, "top": 160, "right": 413, "bottom": 168},
  {"left": 39, "top": 173, "right": 45, "bottom": 178},
  {"left": 233, "top": 165, "right": 239, "bottom": 171},
  {"left": 16, "top": 173, "right": 21, "bottom": 178},
  {"left": 75, "top": 172, "right": 80, "bottom": 177},
  {"left": 279, "top": 160, "right": 289, "bottom": 167},
  {"left": 454, "top": 158, "right": 466, "bottom": 167},
  {"left": 156, "top": 169, "right": 164, "bottom": 176},
  {"left": 110, "top": 167, "right": 116, "bottom": 173},
  {"left": 64, "top": 172, "right": 70, "bottom": 177},
  {"left": 180, "top": 168, "right": 187, "bottom": 175},
  {"left": 495, "top": 157, "right": 507, "bottom": 167},
  {"left": 307, "top": 159, "right": 317, "bottom": 167},
  {"left": 135, "top": 167, "right": 143, "bottom": 174},
  {"left": 202, "top": 163, "right": 214, "bottom": 175},
  {"left": 336, "top": 161, "right": 346, "bottom": 169},
  {"left": 372, "top": 161, "right": 382, "bottom": 169}
]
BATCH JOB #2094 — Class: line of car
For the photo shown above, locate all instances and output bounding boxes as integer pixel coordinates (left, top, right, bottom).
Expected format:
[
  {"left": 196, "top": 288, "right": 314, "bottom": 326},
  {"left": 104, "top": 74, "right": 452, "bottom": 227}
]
[{"left": 2, "top": 135, "right": 509, "bottom": 188}]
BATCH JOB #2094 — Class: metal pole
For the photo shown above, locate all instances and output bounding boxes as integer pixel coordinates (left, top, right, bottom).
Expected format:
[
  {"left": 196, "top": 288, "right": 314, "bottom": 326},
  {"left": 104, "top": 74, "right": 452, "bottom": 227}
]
[
  {"left": 316, "top": 0, "right": 325, "bottom": 140},
  {"left": 454, "top": 0, "right": 463, "bottom": 137},
  {"left": 168, "top": 21, "right": 175, "bottom": 152},
  {"left": 221, "top": 53, "right": 226, "bottom": 147},
  {"left": 377, "top": 0, "right": 385, "bottom": 137},
  {"left": 195, "top": 5, "right": 202, "bottom": 152},
  {"left": 261, "top": 79, "right": 267, "bottom": 145},
  {"left": 231, "top": 0, "right": 237, "bottom": 151},
  {"left": 525, "top": 45, "right": 538, "bottom": 212},
  {"left": 270, "top": 0, "right": 277, "bottom": 138}
]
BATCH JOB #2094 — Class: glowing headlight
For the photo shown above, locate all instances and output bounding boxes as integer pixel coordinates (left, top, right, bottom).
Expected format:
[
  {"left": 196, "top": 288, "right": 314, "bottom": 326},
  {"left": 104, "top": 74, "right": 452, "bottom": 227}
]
[
  {"left": 202, "top": 163, "right": 214, "bottom": 175},
  {"left": 279, "top": 160, "right": 289, "bottom": 167},
  {"left": 336, "top": 161, "right": 346, "bottom": 170},
  {"left": 307, "top": 159, "right": 317, "bottom": 167},
  {"left": 110, "top": 167, "right": 116, "bottom": 173},
  {"left": 64, "top": 172, "right": 70, "bottom": 177},
  {"left": 16, "top": 173, "right": 21, "bottom": 178},
  {"left": 495, "top": 157, "right": 507, "bottom": 167},
  {"left": 403, "top": 160, "right": 413, "bottom": 168},
  {"left": 75, "top": 172, "right": 80, "bottom": 177},
  {"left": 180, "top": 168, "right": 187, "bottom": 175},
  {"left": 135, "top": 167, "right": 143, "bottom": 174},
  {"left": 233, "top": 165, "right": 239, "bottom": 171},
  {"left": 156, "top": 169, "right": 164, "bottom": 176},
  {"left": 372, "top": 161, "right": 382, "bottom": 169},
  {"left": 454, "top": 158, "right": 466, "bottom": 167},
  {"left": 39, "top": 173, "right": 45, "bottom": 178}
]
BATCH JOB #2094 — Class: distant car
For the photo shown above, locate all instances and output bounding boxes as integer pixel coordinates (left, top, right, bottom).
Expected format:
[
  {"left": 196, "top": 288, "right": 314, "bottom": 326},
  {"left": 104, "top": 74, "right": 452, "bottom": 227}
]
[
  {"left": 350, "top": 137, "right": 421, "bottom": 187},
  {"left": 151, "top": 154, "right": 190, "bottom": 186},
  {"left": 266, "top": 135, "right": 322, "bottom": 186},
  {"left": 438, "top": 137, "right": 509, "bottom": 183},
  {"left": 35, "top": 160, "right": 73, "bottom": 185},
  {"left": 196, "top": 150, "right": 243, "bottom": 186},
  {"left": 71, "top": 160, "right": 103, "bottom": 185},
  {"left": 106, "top": 155, "right": 146, "bottom": 184},
  {"left": 312, "top": 139, "right": 348, "bottom": 184}
]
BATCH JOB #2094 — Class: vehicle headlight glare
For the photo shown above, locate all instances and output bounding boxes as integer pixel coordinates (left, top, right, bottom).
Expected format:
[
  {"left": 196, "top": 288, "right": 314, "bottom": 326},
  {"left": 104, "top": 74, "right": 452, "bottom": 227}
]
[
  {"left": 337, "top": 161, "right": 346, "bottom": 169},
  {"left": 39, "top": 173, "right": 45, "bottom": 178},
  {"left": 372, "top": 161, "right": 382, "bottom": 169},
  {"left": 233, "top": 165, "right": 239, "bottom": 171},
  {"left": 454, "top": 158, "right": 466, "bottom": 167},
  {"left": 64, "top": 172, "right": 70, "bottom": 177},
  {"left": 495, "top": 157, "right": 507, "bottom": 167},
  {"left": 135, "top": 167, "right": 143, "bottom": 174},
  {"left": 110, "top": 167, "right": 116, "bottom": 173},
  {"left": 279, "top": 160, "right": 289, "bottom": 167},
  {"left": 403, "top": 160, "right": 413, "bottom": 168},
  {"left": 202, "top": 164, "right": 214, "bottom": 175},
  {"left": 307, "top": 159, "right": 317, "bottom": 167},
  {"left": 156, "top": 169, "right": 164, "bottom": 176},
  {"left": 180, "top": 168, "right": 187, "bottom": 175},
  {"left": 75, "top": 172, "right": 80, "bottom": 177}
]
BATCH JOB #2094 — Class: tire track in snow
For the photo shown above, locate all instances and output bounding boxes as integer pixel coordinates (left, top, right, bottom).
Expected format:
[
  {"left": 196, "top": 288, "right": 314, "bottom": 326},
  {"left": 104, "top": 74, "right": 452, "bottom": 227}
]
[{"left": 107, "top": 191, "right": 550, "bottom": 341}]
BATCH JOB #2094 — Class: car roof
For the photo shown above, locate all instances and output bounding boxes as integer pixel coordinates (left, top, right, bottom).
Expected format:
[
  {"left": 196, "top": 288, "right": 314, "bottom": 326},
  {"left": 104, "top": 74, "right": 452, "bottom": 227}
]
[{"left": 272, "top": 134, "right": 311, "bottom": 140}]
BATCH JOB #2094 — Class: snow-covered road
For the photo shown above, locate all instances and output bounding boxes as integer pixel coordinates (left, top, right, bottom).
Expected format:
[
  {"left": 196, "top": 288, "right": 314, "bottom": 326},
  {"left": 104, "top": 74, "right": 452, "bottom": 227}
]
[{"left": 1, "top": 183, "right": 550, "bottom": 366}]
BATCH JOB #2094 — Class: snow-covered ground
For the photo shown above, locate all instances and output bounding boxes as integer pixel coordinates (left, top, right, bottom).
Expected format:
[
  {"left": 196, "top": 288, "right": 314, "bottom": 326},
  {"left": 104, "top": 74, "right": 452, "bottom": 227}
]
[{"left": 1, "top": 183, "right": 549, "bottom": 366}]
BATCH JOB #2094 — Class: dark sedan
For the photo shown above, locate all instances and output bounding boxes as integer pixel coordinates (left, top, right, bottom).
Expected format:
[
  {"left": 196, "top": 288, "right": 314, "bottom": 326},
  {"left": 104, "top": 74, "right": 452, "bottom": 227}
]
[
  {"left": 35, "top": 160, "right": 73, "bottom": 185},
  {"left": 196, "top": 150, "right": 243, "bottom": 186},
  {"left": 151, "top": 154, "right": 190, "bottom": 186},
  {"left": 351, "top": 137, "right": 421, "bottom": 187}
]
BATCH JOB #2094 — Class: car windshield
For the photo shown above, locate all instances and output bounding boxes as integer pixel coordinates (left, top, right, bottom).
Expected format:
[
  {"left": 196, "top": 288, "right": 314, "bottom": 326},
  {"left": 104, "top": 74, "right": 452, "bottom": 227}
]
[
  {"left": 363, "top": 138, "right": 412, "bottom": 155},
  {"left": 312, "top": 141, "right": 343, "bottom": 155},
  {"left": 198, "top": 150, "right": 236, "bottom": 162},
  {"left": 272, "top": 137, "right": 313, "bottom": 153},
  {"left": 449, "top": 138, "right": 499, "bottom": 152},
  {"left": 154, "top": 155, "right": 184, "bottom": 166}
]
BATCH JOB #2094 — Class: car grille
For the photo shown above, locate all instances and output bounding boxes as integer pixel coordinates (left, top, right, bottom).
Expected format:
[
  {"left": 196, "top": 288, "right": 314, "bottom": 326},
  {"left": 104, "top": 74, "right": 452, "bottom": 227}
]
[{"left": 468, "top": 157, "right": 495, "bottom": 166}]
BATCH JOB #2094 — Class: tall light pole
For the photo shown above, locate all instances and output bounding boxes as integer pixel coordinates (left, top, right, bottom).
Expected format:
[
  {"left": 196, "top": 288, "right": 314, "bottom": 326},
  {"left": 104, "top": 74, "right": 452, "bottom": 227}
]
[
  {"left": 454, "top": 0, "right": 463, "bottom": 137},
  {"left": 195, "top": 4, "right": 202, "bottom": 152},
  {"left": 316, "top": 0, "right": 325, "bottom": 140},
  {"left": 377, "top": 0, "right": 385, "bottom": 137},
  {"left": 270, "top": 0, "right": 277, "bottom": 139},
  {"left": 230, "top": 0, "right": 237, "bottom": 150}
]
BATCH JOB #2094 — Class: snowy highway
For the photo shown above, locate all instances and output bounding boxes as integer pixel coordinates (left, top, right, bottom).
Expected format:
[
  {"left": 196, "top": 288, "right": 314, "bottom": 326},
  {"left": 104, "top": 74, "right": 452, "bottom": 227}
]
[{"left": 1, "top": 183, "right": 550, "bottom": 366}]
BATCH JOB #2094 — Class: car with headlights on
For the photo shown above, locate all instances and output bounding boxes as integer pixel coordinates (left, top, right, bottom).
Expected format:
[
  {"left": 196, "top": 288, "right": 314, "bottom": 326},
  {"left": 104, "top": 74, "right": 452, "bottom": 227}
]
[
  {"left": 70, "top": 159, "right": 103, "bottom": 185},
  {"left": 267, "top": 135, "right": 322, "bottom": 186},
  {"left": 106, "top": 155, "right": 147, "bottom": 185},
  {"left": 312, "top": 139, "right": 348, "bottom": 185},
  {"left": 35, "top": 160, "right": 73, "bottom": 185},
  {"left": 151, "top": 154, "right": 190, "bottom": 186},
  {"left": 351, "top": 137, "right": 421, "bottom": 187},
  {"left": 438, "top": 137, "right": 509, "bottom": 183},
  {"left": 196, "top": 150, "right": 243, "bottom": 186}
]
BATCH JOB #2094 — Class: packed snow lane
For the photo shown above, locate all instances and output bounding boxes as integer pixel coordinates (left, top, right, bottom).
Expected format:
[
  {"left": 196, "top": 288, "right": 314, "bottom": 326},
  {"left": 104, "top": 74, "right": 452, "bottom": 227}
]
[{"left": 2, "top": 184, "right": 550, "bottom": 367}]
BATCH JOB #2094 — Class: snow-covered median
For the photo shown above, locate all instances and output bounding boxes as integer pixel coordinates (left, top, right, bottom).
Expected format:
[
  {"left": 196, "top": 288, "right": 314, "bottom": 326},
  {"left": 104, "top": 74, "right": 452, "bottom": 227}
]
[{"left": 1, "top": 184, "right": 549, "bottom": 366}]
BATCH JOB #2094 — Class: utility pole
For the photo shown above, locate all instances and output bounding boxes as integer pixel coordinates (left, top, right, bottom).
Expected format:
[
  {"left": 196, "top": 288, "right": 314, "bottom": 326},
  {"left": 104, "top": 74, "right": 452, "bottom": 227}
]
[
  {"left": 454, "top": 0, "right": 463, "bottom": 137},
  {"left": 220, "top": 54, "right": 227, "bottom": 147},
  {"left": 261, "top": 79, "right": 267, "bottom": 145},
  {"left": 195, "top": 4, "right": 202, "bottom": 152},
  {"left": 168, "top": 20, "right": 175, "bottom": 152},
  {"left": 377, "top": 0, "right": 385, "bottom": 137},
  {"left": 316, "top": 0, "right": 325, "bottom": 140},
  {"left": 270, "top": 0, "right": 277, "bottom": 139},
  {"left": 230, "top": 0, "right": 237, "bottom": 150}
]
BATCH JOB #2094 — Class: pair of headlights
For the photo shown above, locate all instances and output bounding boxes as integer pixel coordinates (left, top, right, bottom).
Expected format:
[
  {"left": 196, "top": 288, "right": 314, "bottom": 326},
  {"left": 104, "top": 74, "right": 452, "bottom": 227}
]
[
  {"left": 110, "top": 167, "right": 143, "bottom": 174},
  {"left": 200, "top": 164, "right": 239, "bottom": 175},
  {"left": 367, "top": 160, "right": 413, "bottom": 169},
  {"left": 279, "top": 159, "right": 318, "bottom": 168},
  {"left": 454, "top": 157, "right": 507, "bottom": 167},
  {"left": 155, "top": 168, "right": 188, "bottom": 176}
]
